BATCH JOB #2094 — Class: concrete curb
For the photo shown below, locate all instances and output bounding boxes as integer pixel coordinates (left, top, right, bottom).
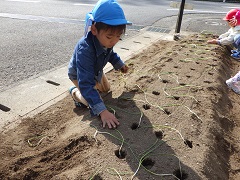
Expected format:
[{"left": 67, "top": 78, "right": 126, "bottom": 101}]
[{"left": 0, "top": 28, "right": 175, "bottom": 132}]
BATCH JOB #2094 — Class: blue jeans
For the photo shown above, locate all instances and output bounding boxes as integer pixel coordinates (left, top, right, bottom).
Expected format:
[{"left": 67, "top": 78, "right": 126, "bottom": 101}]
[{"left": 233, "top": 34, "right": 240, "bottom": 51}]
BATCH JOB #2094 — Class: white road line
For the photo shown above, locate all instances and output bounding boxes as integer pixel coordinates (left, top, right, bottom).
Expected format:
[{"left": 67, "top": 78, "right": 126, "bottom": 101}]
[
  {"left": 167, "top": 9, "right": 225, "bottom": 14},
  {"left": 0, "top": 13, "right": 84, "bottom": 24},
  {"left": 73, "top": 3, "right": 95, "bottom": 6},
  {"left": 6, "top": 0, "right": 40, "bottom": 2},
  {"left": 223, "top": 6, "right": 240, "bottom": 9}
]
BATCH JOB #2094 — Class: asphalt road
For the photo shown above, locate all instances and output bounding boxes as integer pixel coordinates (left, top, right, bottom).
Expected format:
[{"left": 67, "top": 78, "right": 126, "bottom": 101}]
[{"left": 0, "top": 0, "right": 239, "bottom": 92}]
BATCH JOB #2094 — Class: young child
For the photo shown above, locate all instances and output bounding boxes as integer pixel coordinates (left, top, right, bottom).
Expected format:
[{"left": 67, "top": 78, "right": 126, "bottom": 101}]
[
  {"left": 68, "top": 0, "right": 131, "bottom": 129},
  {"left": 230, "top": 10, "right": 240, "bottom": 59},
  {"left": 207, "top": 9, "right": 240, "bottom": 60},
  {"left": 226, "top": 71, "right": 240, "bottom": 94}
]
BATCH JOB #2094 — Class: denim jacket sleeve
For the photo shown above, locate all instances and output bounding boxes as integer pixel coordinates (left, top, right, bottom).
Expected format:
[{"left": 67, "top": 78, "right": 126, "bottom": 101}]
[
  {"left": 109, "top": 51, "right": 125, "bottom": 70},
  {"left": 76, "top": 45, "right": 107, "bottom": 116}
]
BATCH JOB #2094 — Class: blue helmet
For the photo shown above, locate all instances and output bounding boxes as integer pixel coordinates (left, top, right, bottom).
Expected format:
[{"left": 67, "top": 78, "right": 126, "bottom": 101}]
[{"left": 84, "top": 0, "right": 131, "bottom": 36}]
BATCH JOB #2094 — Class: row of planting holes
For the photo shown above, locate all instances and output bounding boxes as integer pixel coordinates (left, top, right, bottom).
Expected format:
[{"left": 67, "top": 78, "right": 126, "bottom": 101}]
[{"left": 0, "top": 80, "right": 60, "bottom": 112}]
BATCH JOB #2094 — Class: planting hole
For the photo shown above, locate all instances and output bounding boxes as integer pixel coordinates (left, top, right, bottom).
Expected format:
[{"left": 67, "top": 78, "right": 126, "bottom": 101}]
[
  {"left": 152, "top": 91, "right": 160, "bottom": 95},
  {"left": 131, "top": 123, "right": 139, "bottom": 130},
  {"left": 186, "top": 75, "right": 191, "bottom": 78},
  {"left": 64, "top": 154, "right": 72, "bottom": 160},
  {"left": 204, "top": 80, "right": 211, "bottom": 84},
  {"left": 173, "top": 169, "right": 188, "bottom": 180},
  {"left": 23, "top": 169, "right": 39, "bottom": 179},
  {"left": 46, "top": 80, "right": 60, "bottom": 86},
  {"left": 179, "top": 83, "right": 186, "bottom": 86},
  {"left": 0, "top": 104, "right": 11, "bottom": 112},
  {"left": 114, "top": 149, "right": 127, "bottom": 159},
  {"left": 155, "top": 131, "right": 163, "bottom": 139},
  {"left": 164, "top": 109, "right": 171, "bottom": 115},
  {"left": 92, "top": 174, "right": 103, "bottom": 180},
  {"left": 143, "top": 104, "right": 151, "bottom": 110},
  {"left": 184, "top": 139, "right": 193, "bottom": 148},
  {"left": 173, "top": 96, "right": 180, "bottom": 100},
  {"left": 142, "top": 158, "right": 155, "bottom": 169},
  {"left": 191, "top": 113, "right": 199, "bottom": 121},
  {"left": 162, "top": 79, "right": 169, "bottom": 83}
]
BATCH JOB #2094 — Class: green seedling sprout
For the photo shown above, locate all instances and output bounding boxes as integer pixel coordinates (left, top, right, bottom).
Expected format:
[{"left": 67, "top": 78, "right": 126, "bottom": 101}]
[
  {"left": 184, "top": 105, "right": 202, "bottom": 122},
  {"left": 189, "top": 43, "right": 197, "bottom": 48},
  {"left": 131, "top": 139, "right": 183, "bottom": 180},
  {"left": 118, "top": 71, "right": 128, "bottom": 87},
  {"left": 107, "top": 104, "right": 144, "bottom": 128},
  {"left": 108, "top": 106, "right": 116, "bottom": 115},
  {"left": 141, "top": 153, "right": 182, "bottom": 180},
  {"left": 135, "top": 84, "right": 166, "bottom": 112},
  {"left": 170, "top": 84, "right": 201, "bottom": 90},
  {"left": 107, "top": 168, "right": 132, "bottom": 176},
  {"left": 27, "top": 134, "right": 47, "bottom": 147},
  {"left": 133, "top": 66, "right": 145, "bottom": 76},
  {"left": 169, "top": 94, "right": 198, "bottom": 103},
  {"left": 115, "top": 129, "right": 125, "bottom": 157},
  {"left": 131, "top": 139, "right": 164, "bottom": 180},
  {"left": 163, "top": 85, "right": 198, "bottom": 103},
  {"left": 158, "top": 74, "right": 163, "bottom": 81},
  {"left": 144, "top": 124, "right": 185, "bottom": 142},
  {"left": 107, "top": 168, "right": 123, "bottom": 180},
  {"left": 180, "top": 58, "right": 193, "bottom": 62},
  {"left": 168, "top": 74, "right": 179, "bottom": 84},
  {"left": 89, "top": 166, "right": 104, "bottom": 180},
  {"left": 91, "top": 122, "right": 185, "bottom": 179},
  {"left": 93, "top": 128, "right": 128, "bottom": 146}
]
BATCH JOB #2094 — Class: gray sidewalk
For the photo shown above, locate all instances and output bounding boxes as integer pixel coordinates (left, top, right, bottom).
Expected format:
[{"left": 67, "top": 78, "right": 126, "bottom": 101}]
[{"left": 0, "top": 27, "right": 175, "bottom": 132}]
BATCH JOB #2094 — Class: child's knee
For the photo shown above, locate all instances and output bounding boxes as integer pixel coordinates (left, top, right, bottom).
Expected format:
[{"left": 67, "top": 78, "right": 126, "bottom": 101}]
[
  {"left": 96, "top": 82, "right": 110, "bottom": 92},
  {"left": 234, "top": 35, "right": 240, "bottom": 46}
]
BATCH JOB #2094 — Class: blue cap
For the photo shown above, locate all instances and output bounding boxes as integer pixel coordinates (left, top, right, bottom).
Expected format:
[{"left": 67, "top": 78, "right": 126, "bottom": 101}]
[{"left": 91, "top": 0, "right": 131, "bottom": 25}]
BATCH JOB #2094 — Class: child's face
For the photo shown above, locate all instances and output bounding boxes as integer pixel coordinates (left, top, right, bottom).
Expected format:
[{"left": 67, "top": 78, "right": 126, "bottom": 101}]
[
  {"left": 94, "top": 28, "right": 123, "bottom": 48},
  {"left": 227, "top": 19, "right": 236, "bottom": 27}
]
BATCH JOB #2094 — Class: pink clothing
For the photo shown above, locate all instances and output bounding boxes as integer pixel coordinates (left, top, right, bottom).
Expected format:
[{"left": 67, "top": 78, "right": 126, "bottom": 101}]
[
  {"left": 232, "top": 71, "right": 240, "bottom": 82},
  {"left": 236, "top": 11, "right": 240, "bottom": 25}
]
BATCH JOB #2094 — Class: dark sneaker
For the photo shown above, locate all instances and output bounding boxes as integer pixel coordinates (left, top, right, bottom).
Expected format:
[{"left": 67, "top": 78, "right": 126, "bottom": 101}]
[{"left": 69, "top": 86, "right": 88, "bottom": 108}]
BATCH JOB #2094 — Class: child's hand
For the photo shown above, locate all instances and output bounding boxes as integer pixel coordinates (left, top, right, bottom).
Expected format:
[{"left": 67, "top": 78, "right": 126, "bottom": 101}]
[
  {"left": 207, "top": 39, "right": 218, "bottom": 44},
  {"left": 100, "top": 110, "right": 120, "bottom": 129},
  {"left": 120, "top": 65, "right": 129, "bottom": 73}
]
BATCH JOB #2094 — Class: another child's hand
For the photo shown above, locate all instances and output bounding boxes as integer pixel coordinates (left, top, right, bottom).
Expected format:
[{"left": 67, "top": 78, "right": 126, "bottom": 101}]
[
  {"left": 100, "top": 110, "right": 120, "bottom": 129},
  {"left": 120, "top": 65, "right": 129, "bottom": 73},
  {"left": 207, "top": 39, "right": 218, "bottom": 44}
]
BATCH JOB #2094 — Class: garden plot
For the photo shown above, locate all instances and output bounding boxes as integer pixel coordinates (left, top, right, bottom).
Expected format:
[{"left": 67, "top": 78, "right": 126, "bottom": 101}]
[{"left": 0, "top": 34, "right": 239, "bottom": 180}]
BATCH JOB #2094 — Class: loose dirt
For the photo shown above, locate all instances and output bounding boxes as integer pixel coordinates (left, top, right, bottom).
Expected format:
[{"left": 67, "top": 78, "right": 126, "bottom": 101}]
[{"left": 0, "top": 33, "right": 240, "bottom": 180}]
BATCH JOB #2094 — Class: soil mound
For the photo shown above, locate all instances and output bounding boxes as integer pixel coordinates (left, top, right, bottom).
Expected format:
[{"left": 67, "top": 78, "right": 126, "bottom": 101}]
[{"left": 0, "top": 33, "right": 239, "bottom": 180}]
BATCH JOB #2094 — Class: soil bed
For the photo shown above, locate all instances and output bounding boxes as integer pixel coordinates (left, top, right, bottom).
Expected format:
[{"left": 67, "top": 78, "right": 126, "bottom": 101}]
[{"left": 0, "top": 33, "right": 240, "bottom": 180}]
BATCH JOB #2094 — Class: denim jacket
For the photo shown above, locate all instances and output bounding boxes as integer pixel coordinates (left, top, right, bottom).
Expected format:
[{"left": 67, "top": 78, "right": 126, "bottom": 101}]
[{"left": 68, "top": 31, "right": 124, "bottom": 116}]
